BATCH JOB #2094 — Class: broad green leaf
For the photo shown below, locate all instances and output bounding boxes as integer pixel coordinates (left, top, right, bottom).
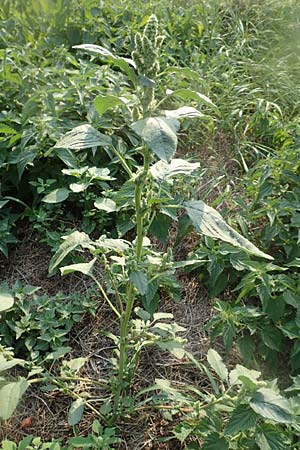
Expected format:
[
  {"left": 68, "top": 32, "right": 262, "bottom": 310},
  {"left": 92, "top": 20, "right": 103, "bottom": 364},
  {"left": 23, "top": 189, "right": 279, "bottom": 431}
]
[
  {"left": 94, "top": 95, "right": 127, "bottom": 115},
  {"left": 202, "top": 432, "right": 229, "bottom": 450},
  {"left": 167, "top": 88, "right": 216, "bottom": 109},
  {"left": 73, "top": 44, "right": 136, "bottom": 81},
  {"left": 0, "top": 355, "right": 23, "bottom": 373},
  {"left": 229, "top": 365, "right": 261, "bottom": 386},
  {"left": 131, "top": 117, "right": 180, "bottom": 162},
  {"left": 256, "top": 425, "right": 290, "bottom": 450},
  {"left": 130, "top": 271, "right": 148, "bottom": 295},
  {"left": 0, "top": 441, "right": 16, "bottom": 450},
  {"left": 164, "top": 106, "right": 204, "bottom": 118},
  {"left": 60, "top": 258, "right": 96, "bottom": 276},
  {"left": 87, "top": 167, "right": 115, "bottom": 180},
  {"left": 49, "top": 231, "right": 93, "bottom": 274},
  {"left": 54, "top": 124, "right": 112, "bottom": 150},
  {"left": 68, "top": 398, "right": 85, "bottom": 426},
  {"left": 66, "top": 357, "right": 88, "bottom": 372},
  {"left": 18, "top": 436, "right": 34, "bottom": 450},
  {"left": 184, "top": 200, "right": 273, "bottom": 260},
  {"left": 207, "top": 349, "right": 228, "bottom": 382},
  {"left": 45, "top": 346, "right": 72, "bottom": 361},
  {"left": 42, "top": 188, "right": 70, "bottom": 204},
  {"left": 157, "top": 340, "right": 185, "bottom": 359},
  {"left": 94, "top": 198, "right": 117, "bottom": 212},
  {"left": 95, "top": 236, "right": 130, "bottom": 252},
  {"left": 150, "top": 158, "right": 200, "bottom": 180},
  {"left": 225, "top": 404, "right": 258, "bottom": 435},
  {"left": 0, "top": 378, "right": 29, "bottom": 420},
  {"left": 69, "top": 182, "right": 89, "bottom": 193},
  {"left": 152, "top": 312, "right": 174, "bottom": 321},
  {"left": 0, "top": 288, "right": 14, "bottom": 312},
  {"left": 173, "top": 424, "right": 192, "bottom": 443},
  {"left": 68, "top": 436, "right": 94, "bottom": 447},
  {"left": 250, "top": 388, "right": 294, "bottom": 423}
]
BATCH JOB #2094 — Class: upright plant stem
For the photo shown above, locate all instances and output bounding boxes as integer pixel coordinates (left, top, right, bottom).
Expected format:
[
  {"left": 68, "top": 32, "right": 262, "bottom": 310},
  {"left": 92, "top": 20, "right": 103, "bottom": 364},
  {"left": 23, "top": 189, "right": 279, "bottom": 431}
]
[{"left": 113, "top": 150, "right": 150, "bottom": 416}]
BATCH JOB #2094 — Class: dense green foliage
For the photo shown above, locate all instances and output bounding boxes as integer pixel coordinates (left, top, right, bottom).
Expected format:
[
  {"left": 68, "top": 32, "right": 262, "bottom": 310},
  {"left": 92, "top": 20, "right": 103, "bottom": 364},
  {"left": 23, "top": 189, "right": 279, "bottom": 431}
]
[{"left": 1, "top": 0, "right": 300, "bottom": 448}]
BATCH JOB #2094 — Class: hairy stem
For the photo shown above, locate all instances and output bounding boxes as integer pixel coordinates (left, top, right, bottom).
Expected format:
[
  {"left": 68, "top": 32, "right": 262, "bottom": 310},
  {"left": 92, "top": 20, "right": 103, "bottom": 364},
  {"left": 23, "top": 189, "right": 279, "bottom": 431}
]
[{"left": 113, "top": 150, "right": 150, "bottom": 417}]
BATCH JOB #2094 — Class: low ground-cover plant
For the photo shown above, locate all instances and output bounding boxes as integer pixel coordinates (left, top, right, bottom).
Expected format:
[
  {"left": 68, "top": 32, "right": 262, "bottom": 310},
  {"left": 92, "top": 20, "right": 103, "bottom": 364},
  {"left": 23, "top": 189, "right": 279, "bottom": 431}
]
[
  {"left": 0, "top": 420, "right": 122, "bottom": 449},
  {"left": 0, "top": 282, "right": 97, "bottom": 363},
  {"left": 147, "top": 349, "right": 300, "bottom": 449},
  {"left": 189, "top": 126, "right": 300, "bottom": 372}
]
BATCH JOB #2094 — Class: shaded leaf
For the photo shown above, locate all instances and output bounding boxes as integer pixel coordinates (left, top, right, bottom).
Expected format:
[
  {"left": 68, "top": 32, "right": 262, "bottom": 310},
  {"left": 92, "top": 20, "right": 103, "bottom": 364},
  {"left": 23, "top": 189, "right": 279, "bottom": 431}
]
[
  {"left": 250, "top": 388, "right": 294, "bottom": 423},
  {"left": 225, "top": 404, "right": 258, "bottom": 435},
  {"left": 130, "top": 271, "right": 148, "bottom": 295},
  {"left": 202, "top": 432, "right": 229, "bottom": 450},
  {"left": 68, "top": 398, "right": 85, "bottom": 426},
  {"left": 94, "top": 95, "right": 127, "bottom": 115},
  {"left": 256, "top": 424, "right": 290, "bottom": 450}
]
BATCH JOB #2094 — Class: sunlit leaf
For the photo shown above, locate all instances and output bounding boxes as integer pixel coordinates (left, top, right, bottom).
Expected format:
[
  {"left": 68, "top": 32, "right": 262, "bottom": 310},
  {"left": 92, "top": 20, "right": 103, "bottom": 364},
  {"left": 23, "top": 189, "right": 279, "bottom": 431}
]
[
  {"left": 185, "top": 200, "right": 273, "bottom": 260},
  {"left": 54, "top": 124, "right": 112, "bottom": 150},
  {"left": 0, "top": 378, "right": 29, "bottom": 420},
  {"left": 42, "top": 188, "right": 70, "bottom": 204},
  {"left": 132, "top": 117, "right": 180, "bottom": 162}
]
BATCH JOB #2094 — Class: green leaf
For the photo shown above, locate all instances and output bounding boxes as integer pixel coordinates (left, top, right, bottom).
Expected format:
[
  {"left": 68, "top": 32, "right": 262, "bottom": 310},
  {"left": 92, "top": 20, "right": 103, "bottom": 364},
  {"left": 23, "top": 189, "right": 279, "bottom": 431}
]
[
  {"left": 66, "top": 358, "right": 88, "bottom": 372},
  {"left": 0, "top": 356, "right": 23, "bottom": 373},
  {"left": 49, "top": 231, "right": 93, "bottom": 274},
  {"left": 164, "top": 106, "right": 204, "bottom": 118},
  {"left": 54, "top": 124, "right": 112, "bottom": 150},
  {"left": 256, "top": 424, "right": 290, "bottom": 450},
  {"left": 207, "top": 349, "right": 228, "bottom": 382},
  {"left": 0, "top": 288, "right": 14, "bottom": 312},
  {"left": 250, "top": 388, "right": 294, "bottom": 423},
  {"left": 94, "top": 94, "right": 127, "bottom": 115},
  {"left": 229, "top": 365, "right": 261, "bottom": 387},
  {"left": 150, "top": 158, "right": 200, "bottom": 180},
  {"left": 1, "top": 441, "right": 16, "bottom": 450},
  {"left": 184, "top": 200, "right": 273, "bottom": 260},
  {"left": 167, "top": 89, "right": 216, "bottom": 108},
  {"left": 225, "top": 404, "right": 258, "bottom": 435},
  {"left": 173, "top": 424, "right": 192, "bottom": 443},
  {"left": 156, "top": 340, "right": 185, "bottom": 359},
  {"left": 45, "top": 346, "right": 72, "bottom": 361},
  {"left": 0, "top": 378, "right": 29, "bottom": 420},
  {"left": 18, "top": 436, "right": 34, "bottom": 450},
  {"left": 202, "top": 432, "right": 229, "bottom": 450},
  {"left": 68, "top": 398, "right": 85, "bottom": 426},
  {"left": 130, "top": 271, "right": 148, "bottom": 295},
  {"left": 60, "top": 258, "right": 96, "bottom": 277},
  {"left": 42, "top": 188, "right": 70, "bottom": 204},
  {"left": 68, "top": 436, "right": 94, "bottom": 447},
  {"left": 131, "top": 117, "right": 180, "bottom": 162},
  {"left": 94, "top": 198, "right": 117, "bottom": 212}
]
